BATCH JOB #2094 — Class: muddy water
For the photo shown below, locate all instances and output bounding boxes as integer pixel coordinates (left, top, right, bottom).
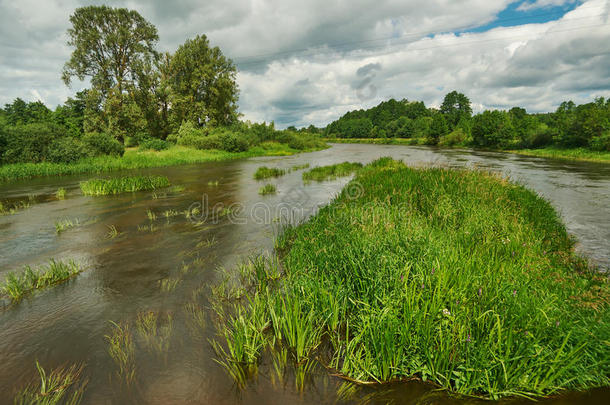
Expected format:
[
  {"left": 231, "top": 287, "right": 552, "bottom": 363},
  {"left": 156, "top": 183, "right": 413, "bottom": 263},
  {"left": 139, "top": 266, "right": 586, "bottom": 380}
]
[{"left": 0, "top": 144, "right": 608, "bottom": 404}]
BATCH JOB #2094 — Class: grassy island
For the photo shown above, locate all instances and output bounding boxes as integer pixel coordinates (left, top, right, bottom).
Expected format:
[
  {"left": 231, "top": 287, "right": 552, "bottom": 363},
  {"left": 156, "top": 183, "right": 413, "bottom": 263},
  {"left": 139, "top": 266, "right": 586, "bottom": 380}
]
[{"left": 212, "top": 158, "right": 609, "bottom": 399}]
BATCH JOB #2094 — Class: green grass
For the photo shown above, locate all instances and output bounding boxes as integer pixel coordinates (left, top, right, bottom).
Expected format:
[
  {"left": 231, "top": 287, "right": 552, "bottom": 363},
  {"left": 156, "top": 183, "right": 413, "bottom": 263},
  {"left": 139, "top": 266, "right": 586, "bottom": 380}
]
[
  {"left": 136, "top": 311, "right": 174, "bottom": 360},
  {"left": 509, "top": 147, "right": 610, "bottom": 163},
  {"left": 13, "top": 361, "right": 87, "bottom": 405},
  {"left": 302, "top": 162, "right": 363, "bottom": 182},
  {"left": 55, "top": 188, "right": 67, "bottom": 200},
  {"left": 80, "top": 175, "right": 170, "bottom": 196},
  {"left": 258, "top": 183, "right": 277, "bottom": 195},
  {"left": 55, "top": 218, "right": 80, "bottom": 233},
  {"left": 212, "top": 158, "right": 609, "bottom": 399},
  {"left": 105, "top": 321, "right": 136, "bottom": 386},
  {"left": 1, "top": 260, "right": 84, "bottom": 302},
  {"left": 291, "top": 163, "right": 310, "bottom": 171},
  {"left": 0, "top": 142, "right": 328, "bottom": 184},
  {"left": 0, "top": 199, "right": 31, "bottom": 216},
  {"left": 254, "top": 166, "right": 286, "bottom": 180}
]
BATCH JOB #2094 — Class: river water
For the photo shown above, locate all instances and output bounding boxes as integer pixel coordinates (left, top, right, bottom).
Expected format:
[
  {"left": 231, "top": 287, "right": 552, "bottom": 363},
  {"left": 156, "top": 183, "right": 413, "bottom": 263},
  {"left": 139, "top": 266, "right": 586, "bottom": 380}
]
[{"left": 0, "top": 144, "right": 608, "bottom": 404}]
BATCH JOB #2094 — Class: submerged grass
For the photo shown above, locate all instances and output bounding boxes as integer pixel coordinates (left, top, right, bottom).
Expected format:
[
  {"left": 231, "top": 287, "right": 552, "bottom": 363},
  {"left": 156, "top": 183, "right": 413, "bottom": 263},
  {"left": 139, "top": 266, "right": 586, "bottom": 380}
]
[
  {"left": 258, "top": 183, "right": 277, "bottom": 195},
  {"left": 55, "top": 188, "right": 67, "bottom": 200},
  {"left": 1, "top": 260, "right": 83, "bottom": 302},
  {"left": 254, "top": 166, "right": 286, "bottom": 180},
  {"left": 302, "top": 162, "right": 363, "bottom": 182},
  {"left": 80, "top": 175, "right": 170, "bottom": 196},
  {"left": 55, "top": 218, "right": 80, "bottom": 234},
  {"left": 136, "top": 311, "right": 173, "bottom": 361},
  {"left": 105, "top": 321, "right": 136, "bottom": 386},
  {"left": 0, "top": 199, "right": 31, "bottom": 216},
  {"left": 212, "top": 158, "right": 610, "bottom": 399},
  {"left": 0, "top": 143, "right": 328, "bottom": 184},
  {"left": 13, "top": 361, "right": 87, "bottom": 405}
]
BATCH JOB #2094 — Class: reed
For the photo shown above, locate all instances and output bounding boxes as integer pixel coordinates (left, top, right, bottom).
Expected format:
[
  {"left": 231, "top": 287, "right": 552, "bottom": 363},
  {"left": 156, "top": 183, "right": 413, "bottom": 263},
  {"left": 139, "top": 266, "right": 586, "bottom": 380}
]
[
  {"left": 258, "top": 183, "right": 277, "bottom": 195},
  {"left": 80, "top": 175, "right": 170, "bottom": 196},
  {"left": 254, "top": 166, "right": 286, "bottom": 180},
  {"left": 1, "top": 260, "right": 83, "bottom": 302},
  {"left": 13, "top": 361, "right": 87, "bottom": 405},
  {"left": 212, "top": 158, "right": 610, "bottom": 399},
  {"left": 55, "top": 188, "right": 67, "bottom": 200},
  {"left": 105, "top": 321, "right": 136, "bottom": 386},
  {"left": 302, "top": 162, "right": 362, "bottom": 182}
]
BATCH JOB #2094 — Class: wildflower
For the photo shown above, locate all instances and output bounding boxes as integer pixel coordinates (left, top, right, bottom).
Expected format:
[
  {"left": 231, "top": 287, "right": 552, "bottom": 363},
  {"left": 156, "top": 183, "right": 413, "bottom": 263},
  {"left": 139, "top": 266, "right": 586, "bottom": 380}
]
[
  {"left": 478, "top": 288, "right": 482, "bottom": 297},
  {"left": 401, "top": 274, "right": 404, "bottom": 281},
  {"left": 466, "top": 334, "right": 471, "bottom": 343},
  {"left": 512, "top": 289, "right": 517, "bottom": 297},
  {"left": 556, "top": 321, "right": 560, "bottom": 327},
  {"left": 421, "top": 283, "right": 425, "bottom": 289},
  {"left": 512, "top": 251, "right": 515, "bottom": 257},
  {"left": 431, "top": 267, "right": 436, "bottom": 275},
  {"left": 442, "top": 308, "right": 451, "bottom": 317}
]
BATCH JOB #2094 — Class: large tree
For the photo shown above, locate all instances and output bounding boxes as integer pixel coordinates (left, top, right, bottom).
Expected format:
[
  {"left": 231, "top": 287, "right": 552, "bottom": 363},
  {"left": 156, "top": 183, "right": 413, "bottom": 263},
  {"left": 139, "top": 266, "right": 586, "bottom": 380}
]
[
  {"left": 168, "top": 35, "right": 239, "bottom": 128},
  {"left": 440, "top": 91, "right": 472, "bottom": 129},
  {"left": 62, "top": 6, "right": 159, "bottom": 95}
]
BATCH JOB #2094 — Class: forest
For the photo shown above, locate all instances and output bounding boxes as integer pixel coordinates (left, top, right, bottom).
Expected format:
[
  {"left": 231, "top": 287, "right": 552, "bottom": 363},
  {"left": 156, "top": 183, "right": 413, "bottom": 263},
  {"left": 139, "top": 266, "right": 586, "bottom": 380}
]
[{"left": 324, "top": 92, "right": 610, "bottom": 151}]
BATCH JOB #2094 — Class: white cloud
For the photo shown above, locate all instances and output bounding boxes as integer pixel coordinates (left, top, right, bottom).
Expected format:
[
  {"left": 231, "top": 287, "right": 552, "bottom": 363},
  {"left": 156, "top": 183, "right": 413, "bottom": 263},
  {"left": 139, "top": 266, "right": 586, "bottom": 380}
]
[
  {"left": 0, "top": 0, "right": 608, "bottom": 127},
  {"left": 517, "top": 0, "right": 580, "bottom": 11}
]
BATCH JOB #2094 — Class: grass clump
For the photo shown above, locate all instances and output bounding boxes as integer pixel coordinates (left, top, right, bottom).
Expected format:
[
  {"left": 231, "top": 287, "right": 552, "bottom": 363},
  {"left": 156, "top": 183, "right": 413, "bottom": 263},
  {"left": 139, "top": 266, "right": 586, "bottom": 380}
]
[
  {"left": 80, "top": 175, "right": 170, "bottom": 196},
  {"left": 0, "top": 199, "right": 31, "bottom": 216},
  {"left": 302, "top": 162, "right": 362, "bottom": 182},
  {"left": 254, "top": 166, "right": 286, "bottom": 180},
  {"left": 136, "top": 311, "right": 173, "bottom": 360},
  {"left": 213, "top": 158, "right": 610, "bottom": 399},
  {"left": 258, "top": 183, "right": 277, "bottom": 195},
  {"left": 105, "top": 321, "right": 136, "bottom": 386},
  {"left": 55, "top": 188, "right": 67, "bottom": 200},
  {"left": 1, "top": 260, "right": 83, "bottom": 302},
  {"left": 13, "top": 361, "right": 87, "bottom": 405},
  {"left": 55, "top": 218, "right": 80, "bottom": 234}
]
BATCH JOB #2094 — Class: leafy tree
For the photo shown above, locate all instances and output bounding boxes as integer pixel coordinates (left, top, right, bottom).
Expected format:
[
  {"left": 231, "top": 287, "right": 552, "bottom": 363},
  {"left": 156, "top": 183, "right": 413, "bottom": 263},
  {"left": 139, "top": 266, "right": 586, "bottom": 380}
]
[
  {"left": 472, "top": 110, "right": 514, "bottom": 148},
  {"left": 440, "top": 91, "right": 472, "bottom": 129},
  {"left": 62, "top": 5, "right": 159, "bottom": 95},
  {"left": 168, "top": 35, "right": 239, "bottom": 128},
  {"left": 428, "top": 113, "right": 449, "bottom": 145}
]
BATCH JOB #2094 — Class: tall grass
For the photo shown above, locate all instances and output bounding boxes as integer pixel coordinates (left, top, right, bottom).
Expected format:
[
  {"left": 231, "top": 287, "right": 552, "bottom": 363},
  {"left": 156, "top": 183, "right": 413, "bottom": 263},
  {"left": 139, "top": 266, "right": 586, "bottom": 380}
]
[
  {"left": 254, "top": 166, "right": 286, "bottom": 180},
  {"left": 80, "top": 175, "right": 170, "bottom": 196},
  {"left": 1, "top": 260, "right": 83, "bottom": 302},
  {"left": 302, "top": 162, "right": 363, "bottom": 182},
  {"left": 212, "top": 158, "right": 610, "bottom": 399},
  {"left": 13, "top": 361, "right": 87, "bottom": 405},
  {"left": 258, "top": 183, "right": 277, "bottom": 195},
  {"left": 105, "top": 321, "right": 136, "bottom": 386},
  {"left": 0, "top": 143, "right": 327, "bottom": 184}
]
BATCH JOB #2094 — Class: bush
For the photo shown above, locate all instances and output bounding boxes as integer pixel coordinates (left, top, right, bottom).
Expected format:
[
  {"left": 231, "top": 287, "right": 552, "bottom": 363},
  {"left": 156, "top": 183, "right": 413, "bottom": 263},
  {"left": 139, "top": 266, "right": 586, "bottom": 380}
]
[
  {"left": 590, "top": 132, "right": 610, "bottom": 151},
  {"left": 46, "top": 137, "right": 88, "bottom": 163},
  {"left": 139, "top": 138, "right": 170, "bottom": 151},
  {"left": 219, "top": 132, "right": 249, "bottom": 152},
  {"left": 438, "top": 128, "right": 467, "bottom": 147},
  {"left": 83, "top": 132, "right": 125, "bottom": 157},
  {"left": 2, "top": 123, "right": 63, "bottom": 163}
]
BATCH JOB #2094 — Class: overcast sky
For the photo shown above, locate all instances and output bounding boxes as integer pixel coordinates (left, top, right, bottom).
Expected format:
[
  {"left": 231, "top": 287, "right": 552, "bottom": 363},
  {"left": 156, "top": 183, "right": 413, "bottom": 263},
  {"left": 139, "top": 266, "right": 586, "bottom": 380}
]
[{"left": 1, "top": 0, "right": 609, "bottom": 128}]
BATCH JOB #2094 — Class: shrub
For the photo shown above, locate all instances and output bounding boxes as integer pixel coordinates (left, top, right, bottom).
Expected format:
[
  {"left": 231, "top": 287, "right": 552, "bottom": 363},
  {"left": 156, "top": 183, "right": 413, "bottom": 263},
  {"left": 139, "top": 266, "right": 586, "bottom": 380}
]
[
  {"left": 2, "top": 123, "right": 63, "bottom": 163},
  {"left": 438, "top": 128, "right": 467, "bottom": 147},
  {"left": 220, "top": 132, "right": 249, "bottom": 152},
  {"left": 46, "top": 137, "right": 88, "bottom": 163},
  {"left": 139, "top": 138, "right": 170, "bottom": 151},
  {"left": 590, "top": 132, "right": 610, "bottom": 151},
  {"left": 83, "top": 132, "right": 125, "bottom": 157}
]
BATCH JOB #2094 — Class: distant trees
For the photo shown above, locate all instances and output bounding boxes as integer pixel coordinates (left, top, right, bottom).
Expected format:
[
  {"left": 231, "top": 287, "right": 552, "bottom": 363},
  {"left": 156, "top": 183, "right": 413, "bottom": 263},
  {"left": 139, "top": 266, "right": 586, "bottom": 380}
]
[{"left": 325, "top": 92, "right": 609, "bottom": 152}]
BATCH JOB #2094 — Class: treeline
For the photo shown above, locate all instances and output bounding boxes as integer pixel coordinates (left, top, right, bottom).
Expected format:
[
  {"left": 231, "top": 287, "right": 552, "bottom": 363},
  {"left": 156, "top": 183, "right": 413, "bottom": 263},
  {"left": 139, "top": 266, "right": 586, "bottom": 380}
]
[
  {"left": 0, "top": 5, "right": 323, "bottom": 166},
  {"left": 324, "top": 92, "right": 610, "bottom": 151}
]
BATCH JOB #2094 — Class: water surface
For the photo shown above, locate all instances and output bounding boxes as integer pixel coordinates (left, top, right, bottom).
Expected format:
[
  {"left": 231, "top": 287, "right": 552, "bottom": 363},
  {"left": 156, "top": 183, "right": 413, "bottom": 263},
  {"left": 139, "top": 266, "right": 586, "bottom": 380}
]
[{"left": 0, "top": 144, "right": 608, "bottom": 404}]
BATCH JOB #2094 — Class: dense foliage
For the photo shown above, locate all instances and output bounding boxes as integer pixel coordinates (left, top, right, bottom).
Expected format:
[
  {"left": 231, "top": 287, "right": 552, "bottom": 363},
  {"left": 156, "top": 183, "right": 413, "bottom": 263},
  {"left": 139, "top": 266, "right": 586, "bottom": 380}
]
[
  {"left": 0, "top": 5, "right": 322, "bottom": 168},
  {"left": 325, "top": 93, "right": 610, "bottom": 151}
]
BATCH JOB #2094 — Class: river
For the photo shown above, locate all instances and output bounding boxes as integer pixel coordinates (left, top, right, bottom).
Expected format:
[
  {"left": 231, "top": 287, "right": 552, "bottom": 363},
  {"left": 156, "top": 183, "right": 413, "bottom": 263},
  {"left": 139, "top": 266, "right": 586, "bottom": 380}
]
[{"left": 0, "top": 143, "right": 608, "bottom": 404}]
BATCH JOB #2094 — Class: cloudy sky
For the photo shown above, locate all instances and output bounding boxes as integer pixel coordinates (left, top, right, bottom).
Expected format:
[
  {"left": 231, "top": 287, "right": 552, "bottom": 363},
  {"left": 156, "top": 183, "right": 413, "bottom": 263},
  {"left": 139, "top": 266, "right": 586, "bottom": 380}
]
[{"left": 1, "top": 0, "right": 609, "bottom": 128}]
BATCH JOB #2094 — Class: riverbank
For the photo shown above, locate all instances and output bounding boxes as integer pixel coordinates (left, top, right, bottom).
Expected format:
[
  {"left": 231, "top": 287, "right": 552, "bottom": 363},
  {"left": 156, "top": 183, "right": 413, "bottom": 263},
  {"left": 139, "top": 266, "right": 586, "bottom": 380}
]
[
  {"left": 213, "top": 158, "right": 609, "bottom": 399},
  {"left": 0, "top": 142, "right": 327, "bottom": 183},
  {"left": 324, "top": 138, "right": 610, "bottom": 163}
]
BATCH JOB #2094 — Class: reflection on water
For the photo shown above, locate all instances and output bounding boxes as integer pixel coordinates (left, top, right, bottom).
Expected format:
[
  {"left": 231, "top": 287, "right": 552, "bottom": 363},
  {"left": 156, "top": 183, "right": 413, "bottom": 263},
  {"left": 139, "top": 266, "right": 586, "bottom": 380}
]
[{"left": 0, "top": 144, "right": 608, "bottom": 404}]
